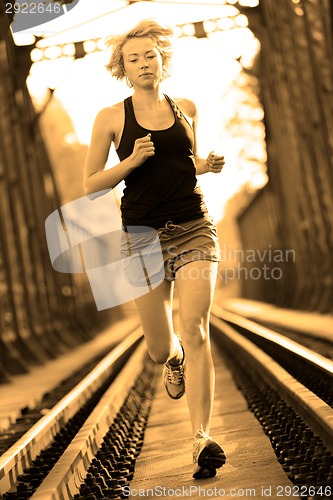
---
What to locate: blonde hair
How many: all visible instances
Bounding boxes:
[105,19,173,83]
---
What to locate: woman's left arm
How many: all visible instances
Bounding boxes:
[177,98,225,175]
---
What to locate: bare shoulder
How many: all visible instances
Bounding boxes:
[173,97,197,119]
[91,102,125,145]
[94,101,124,129]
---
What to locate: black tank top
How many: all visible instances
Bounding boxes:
[116,94,207,228]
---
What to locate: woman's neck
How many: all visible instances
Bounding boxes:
[132,87,165,110]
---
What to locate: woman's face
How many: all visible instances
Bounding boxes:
[122,37,163,88]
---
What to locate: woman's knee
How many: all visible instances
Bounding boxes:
[180,308,207,331]
[180,315,209,348]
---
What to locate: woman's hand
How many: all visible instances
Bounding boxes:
[206,151,225,173]
[130,133,155,167]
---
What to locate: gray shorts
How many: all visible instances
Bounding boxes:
[121,215,220,286]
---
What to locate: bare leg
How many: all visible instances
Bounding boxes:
[175,260,218,436]
[134,279,182,364]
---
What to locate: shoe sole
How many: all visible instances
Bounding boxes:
[193,440,226,479]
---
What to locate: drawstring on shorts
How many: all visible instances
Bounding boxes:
[159,221,186,235]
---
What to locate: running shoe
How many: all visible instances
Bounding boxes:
[192,427,226,479]
[163,342,185,400]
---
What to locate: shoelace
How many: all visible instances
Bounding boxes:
[194,425,211,442]
[193,426,211,462]
[165,363,184,385]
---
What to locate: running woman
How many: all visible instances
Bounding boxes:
[84,19,226,479]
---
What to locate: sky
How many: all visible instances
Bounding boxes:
[13,0,265,222]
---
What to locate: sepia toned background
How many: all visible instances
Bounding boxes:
[0,0,332,381]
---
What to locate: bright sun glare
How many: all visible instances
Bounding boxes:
[22,0,266,222]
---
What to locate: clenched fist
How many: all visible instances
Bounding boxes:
[206,151,225,173]
[130,133,155,167]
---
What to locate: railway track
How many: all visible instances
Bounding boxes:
[0,308,332,499]
[0,328,157,499]
[211,305,333,497]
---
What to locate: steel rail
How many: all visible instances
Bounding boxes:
[0,327,143,495]
[211,305,333,378]
[31,340,148,500]
[210,311,333,453]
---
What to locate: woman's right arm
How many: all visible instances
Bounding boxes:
[83,107,155,196]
